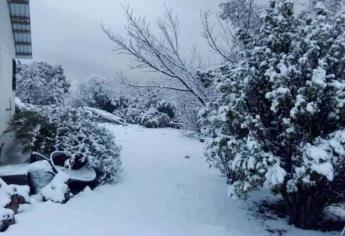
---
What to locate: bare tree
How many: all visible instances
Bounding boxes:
[102,5,208,106]
[202,0,261,63]
[202,11,240,63]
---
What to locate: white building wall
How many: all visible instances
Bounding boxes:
[0,0,16,135]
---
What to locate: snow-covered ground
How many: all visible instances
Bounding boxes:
[5,125,335,236]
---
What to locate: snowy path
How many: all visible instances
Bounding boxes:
[6,125,332,236]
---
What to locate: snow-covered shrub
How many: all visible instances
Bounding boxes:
[73,75,119,113]
[140,108,171,128]
[309,0,345,13]
[156,100,176,119]
[200,0,345,228]
[125,107,142,124]
[120,93,177,128]
[16,62,70,105]
[11,106,122,185]
[72,75,192,128]
[48,107,122,184]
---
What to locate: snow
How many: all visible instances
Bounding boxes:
[28,161,52,173]
[264,164,287,189]
[301,129,345,183]
[0,207,14,228]
[324,203,345,221]
[290,95,306,118]
[265,87,290,112]
[4,125,333,236]
[311,162,334,181]
[0,164,28,176]
[54,165,96,182]
[306,102,317,114]
[311,67,327,88]
[0,179,30,207]
[302,144,335,181]
[14,97,26,111]
[40,172,70,203]
[85,107,126,125]
[28,160,54,193]
[0,208,14,221]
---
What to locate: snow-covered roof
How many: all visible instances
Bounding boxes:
[8,0,32,59]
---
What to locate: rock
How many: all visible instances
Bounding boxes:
[28,160,55,194]
[0,208,15,232]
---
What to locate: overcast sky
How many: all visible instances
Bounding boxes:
[29,0,221,83]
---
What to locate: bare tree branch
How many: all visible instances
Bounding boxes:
[202,0,261,63]
[117,73,192,93]
[202,11,238,63]
[102,5,208,106]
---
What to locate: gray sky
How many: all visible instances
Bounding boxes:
[29,0,221,83]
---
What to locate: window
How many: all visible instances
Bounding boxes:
[12,59,16,91]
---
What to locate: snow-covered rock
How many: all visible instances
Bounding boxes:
[0,178,30,232]
[40,172,71,204]
[0,179,30,209]
[0,208,15,232]
[27,160,55,194]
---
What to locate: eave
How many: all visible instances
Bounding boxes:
[8,0,32,59]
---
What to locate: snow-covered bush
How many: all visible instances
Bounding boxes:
[200,0,345,228]
[73,75,119,113]
[309,0,345,13]
[72,74,196,129]
[49,106,122,184]
[140,108,171,128]
[16,62,70,106]
[119,92,177,128]
[156,100,176,119]
[125,107,142,124]
[11,106,122,185]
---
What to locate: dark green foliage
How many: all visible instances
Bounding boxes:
[93,92,118,113]
[9,111,56,155]
[156,101,176,119]
[140,108,171,128]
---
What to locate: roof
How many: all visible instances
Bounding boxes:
[8,0,32,59]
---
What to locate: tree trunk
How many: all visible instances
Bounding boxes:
[281,186,326,229]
